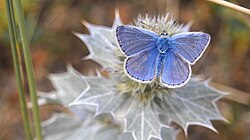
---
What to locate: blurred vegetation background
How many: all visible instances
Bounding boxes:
[0,0,249,140]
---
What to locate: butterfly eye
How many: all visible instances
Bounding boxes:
[161,31,168,36]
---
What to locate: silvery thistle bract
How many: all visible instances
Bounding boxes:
[40,10,227,140]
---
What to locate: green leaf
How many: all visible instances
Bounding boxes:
[74,10,122,69]
[152,80,227,134]
[42,113,122,140]
[70,70,225,140]
[48,65,88,106]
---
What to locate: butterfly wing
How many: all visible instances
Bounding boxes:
[170,32,210,64]
[160,51,191,88]
[116,25,158,56]
[125,48,158,82]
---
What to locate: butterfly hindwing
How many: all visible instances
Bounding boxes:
[125,48,158,82]
[160,51,191,88]
[170,32,210,64]
[116,25,158,56]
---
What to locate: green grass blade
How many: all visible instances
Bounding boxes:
[5,0,33,139]
[12,0,43,139]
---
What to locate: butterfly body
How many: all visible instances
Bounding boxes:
[155,52,165,78]
[116,25,210,88]
[156,36,172,54]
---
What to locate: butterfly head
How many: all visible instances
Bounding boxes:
[160,31,169,37]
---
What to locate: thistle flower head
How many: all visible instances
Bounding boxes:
[134,13,191,35]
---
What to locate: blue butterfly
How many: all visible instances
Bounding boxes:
[116,25,210,88]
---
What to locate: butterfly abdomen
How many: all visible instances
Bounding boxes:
[155,54,164,78]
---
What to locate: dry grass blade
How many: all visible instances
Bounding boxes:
[210,82,250,106]
[207,0,250,15]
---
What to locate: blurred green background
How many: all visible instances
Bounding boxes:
[0,0,249,140]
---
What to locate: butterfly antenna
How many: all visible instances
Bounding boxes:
[140,21,159,31]
[168,20,176,30]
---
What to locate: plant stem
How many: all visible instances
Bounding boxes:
[207,0,250,15]
[5,0,33,139]
[12,0,43,139]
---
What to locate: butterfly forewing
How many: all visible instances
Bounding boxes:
[171,32,210,64]
[125,48,158,82]
[116,25,158,56]
[160,52,191,88]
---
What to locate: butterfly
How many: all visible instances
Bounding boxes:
[116,25,210,88]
